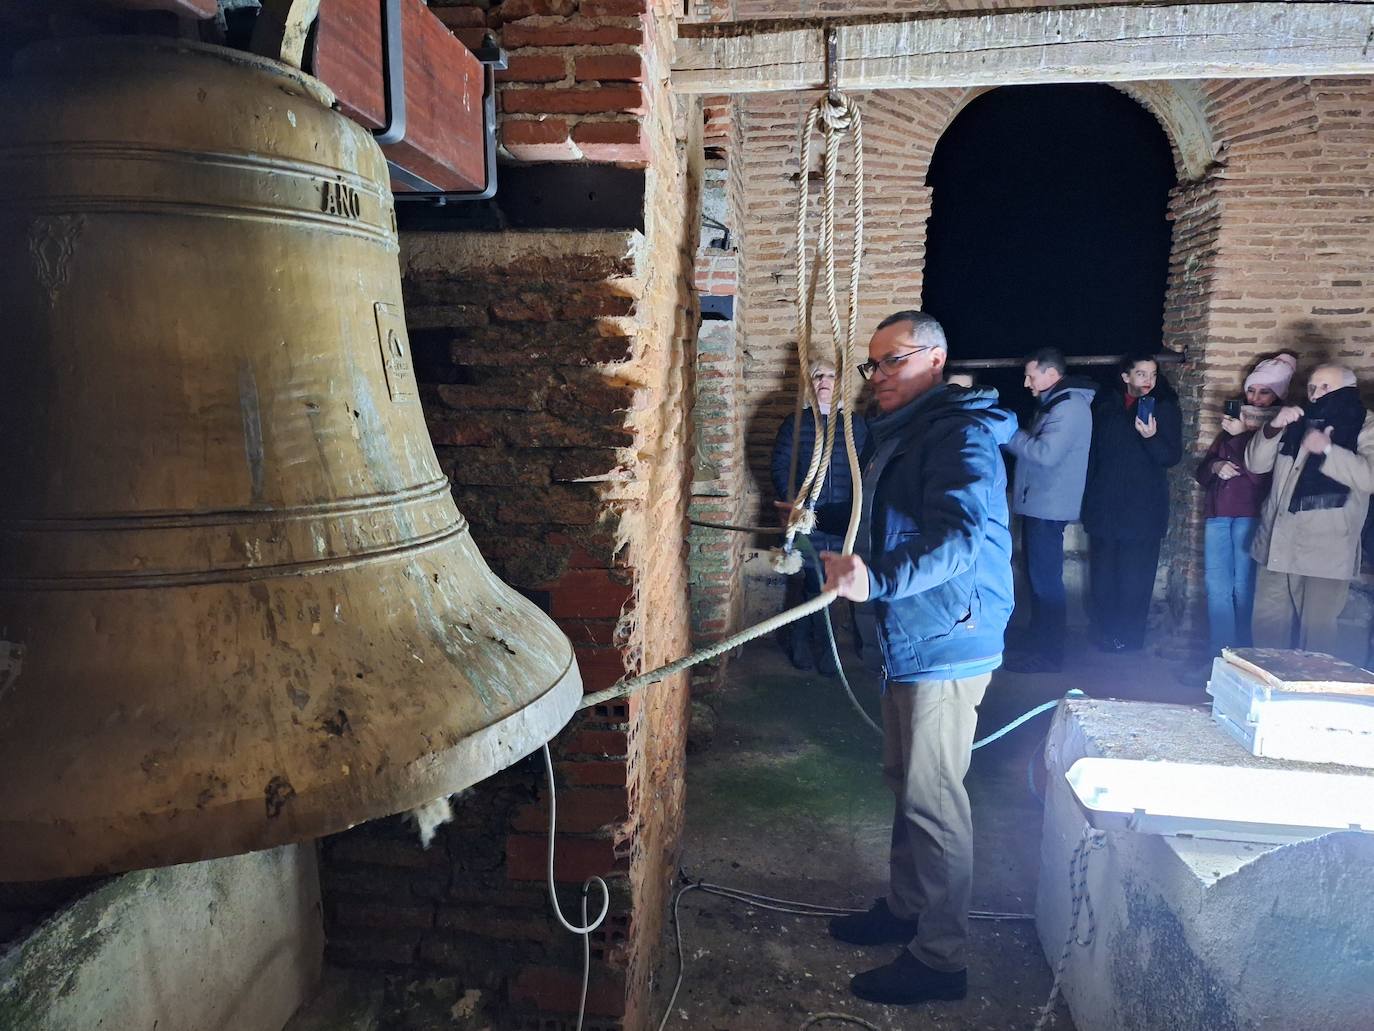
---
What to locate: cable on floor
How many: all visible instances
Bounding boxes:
[541,744,609,1031]
[654,872,1036,1031]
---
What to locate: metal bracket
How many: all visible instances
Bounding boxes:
[372,0,406,146]
[390,36,507,204]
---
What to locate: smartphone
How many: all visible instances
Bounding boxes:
[1224,398,1242,419]
[1136,395,1157,424]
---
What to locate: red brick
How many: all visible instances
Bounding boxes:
[562,729,630,756]
[559,759,629,787]
[582,0,648,12]
[574,54,646,83]
[499,0,577,17]
[332,901,435,931]
[501,23,642,47]
[559,619,620,648]
[450,27,488,50]
[547,569,634,618]
[501,119,579,161]
[497,54,568,84]
[513,786,629,833]
[510,965,627,1017]
[505,833,624,882]
[501,85,645,116]
[432,6,487,28]
[544,532,623,570]
[571,120,648,163]
[571,644,628,692]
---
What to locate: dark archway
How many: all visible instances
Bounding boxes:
[922,84,1176,413]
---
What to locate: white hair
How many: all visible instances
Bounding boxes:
[1314,363,1358,388]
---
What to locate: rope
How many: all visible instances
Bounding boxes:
[583,90,866,711]
[1033,824,1108,1031]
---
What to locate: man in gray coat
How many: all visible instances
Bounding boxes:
[1001,348,1096,673]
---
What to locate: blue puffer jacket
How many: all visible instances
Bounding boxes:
[771,408,870,540]
[858,385,1017,682]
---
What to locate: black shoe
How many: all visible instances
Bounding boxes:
[1002,651,1062,674]
[850,950,967,1005]
[829,899,918,946]
[789,638,815,671]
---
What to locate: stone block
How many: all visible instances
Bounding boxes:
[1038,699,1374,1031]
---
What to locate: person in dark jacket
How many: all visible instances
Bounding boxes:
[1194,353,1294,653]
[1001,347,1096,673]
[770,358,869,672]
[819,311,1016,1008]
[1081,353,1183,651]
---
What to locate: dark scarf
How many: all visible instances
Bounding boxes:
[1280,385,1366,513]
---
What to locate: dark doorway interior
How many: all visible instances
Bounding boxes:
[922,84,1176,418]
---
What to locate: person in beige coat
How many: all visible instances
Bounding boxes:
[1245,363,1374,658]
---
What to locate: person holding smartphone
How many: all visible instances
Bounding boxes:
[1194,353,1296,654]
[1244,362,1374,659]
[1080,352,1184,651]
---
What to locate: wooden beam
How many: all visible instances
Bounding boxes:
[672,3,1374,94]
[104,0,219,16]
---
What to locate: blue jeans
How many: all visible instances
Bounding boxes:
[1204,516,1258,654]
[1023,517,1069,661]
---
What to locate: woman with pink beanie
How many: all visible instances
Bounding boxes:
[1194,352,1297,653]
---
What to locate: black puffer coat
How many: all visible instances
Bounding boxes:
[1081,373,1183,540]
[770,408,870,538]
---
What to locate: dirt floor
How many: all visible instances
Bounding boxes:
[650,621,1209,1031]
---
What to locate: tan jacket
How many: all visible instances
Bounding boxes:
[1246,411,1374,580]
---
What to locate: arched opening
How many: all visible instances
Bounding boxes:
[922,84,1177,414]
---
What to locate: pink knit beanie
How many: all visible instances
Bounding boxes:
[1244,353,1297,399]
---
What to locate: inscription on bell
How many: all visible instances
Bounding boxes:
[321,179,362,219]
[374,302,415,402]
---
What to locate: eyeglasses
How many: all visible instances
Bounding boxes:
[857,347,932,381]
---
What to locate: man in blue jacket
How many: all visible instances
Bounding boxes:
[1002,347,1096,673]
[820,310,1016,1007]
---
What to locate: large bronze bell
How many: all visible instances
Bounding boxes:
[0,38,581,880]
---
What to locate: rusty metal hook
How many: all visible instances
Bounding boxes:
[825,25,839,102]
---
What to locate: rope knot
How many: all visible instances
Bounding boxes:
[789,507,817,535]
[769,547,804,576]
[819,95,855,133]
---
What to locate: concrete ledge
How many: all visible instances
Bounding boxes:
[1037,699,1374,1030]
[0,845,322,1031]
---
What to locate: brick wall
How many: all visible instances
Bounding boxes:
[687,146,745,689]
[431,0,656,164]
[736,88,959,528]
[731,78,1374,652]
[320,5,698,1028]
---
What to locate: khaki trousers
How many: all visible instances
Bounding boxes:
[880,674,990,973]
[1251,566,1351,658]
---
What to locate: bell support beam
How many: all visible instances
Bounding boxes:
[671,2,1374,94]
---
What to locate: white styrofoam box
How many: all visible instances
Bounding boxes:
[1207,657,1374,768]
[1065,756,1374,843]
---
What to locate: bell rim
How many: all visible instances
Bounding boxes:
[0,651,584,882]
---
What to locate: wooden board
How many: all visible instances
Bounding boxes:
[315,0,487,192]
[672,2,1374,94]
[1222,648,1374,697]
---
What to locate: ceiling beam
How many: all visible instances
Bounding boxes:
[672,2,1374,94]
